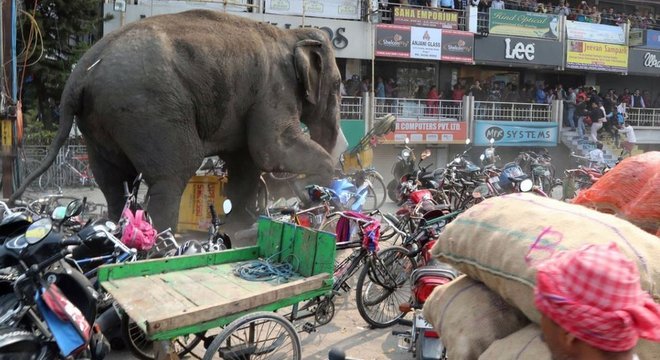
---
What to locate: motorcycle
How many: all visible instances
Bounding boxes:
[388,138,417,202]
[517,150,563,200]
[0,199,110,360]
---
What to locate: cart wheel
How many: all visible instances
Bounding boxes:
[314,298,335,326]
[356,246,416,329]
[202,312,301,360]
[121,312,203,360]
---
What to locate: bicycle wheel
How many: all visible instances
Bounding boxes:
[365,171,387,209]
[38,167,56,192]
[355,246,416,328]
[21,159,42,192]
[121,313,203,360]
[202,311,301,360]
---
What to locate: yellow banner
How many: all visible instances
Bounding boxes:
[566,40,628,72]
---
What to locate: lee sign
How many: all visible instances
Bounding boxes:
[474,35,563,67]
[504,38,535,61]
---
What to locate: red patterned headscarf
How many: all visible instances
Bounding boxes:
[534,243,660,352]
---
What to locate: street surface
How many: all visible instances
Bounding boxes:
[29,187,413,360]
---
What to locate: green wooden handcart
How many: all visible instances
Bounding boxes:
[98,217,337,360]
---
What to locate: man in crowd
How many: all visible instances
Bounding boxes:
[535,243,660,360]
[587,141,606,167]
[618,122,636,157]
[575,96,588,138]
[630,89,646,108]
[588,101,606,143]
[491,0,505,10]
[565,87,577,130]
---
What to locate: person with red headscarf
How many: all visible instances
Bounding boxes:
[534,243,660,359]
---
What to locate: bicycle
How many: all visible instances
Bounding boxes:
[38,147,96,190]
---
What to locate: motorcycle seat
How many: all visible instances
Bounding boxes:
[420,202,450,214]
[421,173,436,180]
[412,263,459,283]
[508,175,528,183]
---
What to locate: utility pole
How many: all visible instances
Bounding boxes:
[0,0,17,200]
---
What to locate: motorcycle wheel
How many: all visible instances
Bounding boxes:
[386,180,398,202]
[121,312,203,360]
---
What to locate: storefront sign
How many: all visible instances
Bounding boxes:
[629,29,645,47]
[393,6,459,29]
[474,121,558,147]
[264,0,360,20]
[646,30,660,49]
[566,40,628,73]
[441,30,474,63]
[382,120,468,144]
[488,9,559,40]
[376,25,474,63]
[240,13,372,59]
[565,21,625,45]
[474,35,563,67]
[628,48,660,76]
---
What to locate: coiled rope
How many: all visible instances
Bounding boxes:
[233,252,300,283]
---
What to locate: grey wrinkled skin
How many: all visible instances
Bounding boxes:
[12,10,342,232]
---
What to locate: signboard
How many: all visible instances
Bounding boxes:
[628,48,660,76]
[566,21,626,45]
[488,9,559,40]
[264,0,360,20]
[646,30,660,49]
[375,25,474,63]
[474,35,563,67]
[629,29,645,47]
[566,40,628,73]
[382,120,467,144]
[393,6,458,29]
[474,121,558,147]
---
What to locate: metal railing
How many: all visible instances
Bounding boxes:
[474,101,551,122]
[21,145,92,189]
[340,96,363,120]
[374,98,463,121]
[626,107,660,128]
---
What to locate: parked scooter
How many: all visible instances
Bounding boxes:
[0,199,110,359]
[388,138,417,202]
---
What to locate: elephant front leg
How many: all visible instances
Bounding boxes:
[222,150,262,231]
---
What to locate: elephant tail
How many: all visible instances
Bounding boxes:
[9,80,81,203]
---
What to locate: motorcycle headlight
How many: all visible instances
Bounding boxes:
[484,148,494,159]
[401,149,411,159]
[520,179,534,192]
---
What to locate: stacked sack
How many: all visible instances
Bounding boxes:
[572,151,660,235]
[423,193,660,359]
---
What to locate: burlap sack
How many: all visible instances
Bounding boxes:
[478,325,660,360]
[431,193,660,323]
[422,275,529,360]
[478,324,551,360]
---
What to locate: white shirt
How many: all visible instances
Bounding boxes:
[617,103,627,114]
[491,0,505,9]
[588,149,605,164]
[619,126,636,143]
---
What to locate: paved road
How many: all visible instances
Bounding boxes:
[24,187,413,360]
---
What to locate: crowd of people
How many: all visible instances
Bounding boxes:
[380,0,659,30]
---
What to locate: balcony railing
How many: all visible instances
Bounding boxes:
[340,96,363,120]
[626,107,660,128]
[374,98,463,121]
[474,101,552,122]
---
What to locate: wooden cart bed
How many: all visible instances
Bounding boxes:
[97,218,336,340]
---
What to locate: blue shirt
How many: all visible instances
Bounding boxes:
[376,82,385,98]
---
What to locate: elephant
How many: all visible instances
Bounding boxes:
[12,9,348,232]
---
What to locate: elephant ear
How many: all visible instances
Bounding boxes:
[294,40,324,105]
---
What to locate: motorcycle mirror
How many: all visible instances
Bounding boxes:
[404,137,410,145]
[420,149,431,160]
[465,138,471,145]
[479,154,485,162]
[489,138,495,145]
[65,199,84,219]
[51,206,66,221]
[25,218,53,245]
[222,199,233,215]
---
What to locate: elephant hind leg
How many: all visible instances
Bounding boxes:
[86,146,138,222]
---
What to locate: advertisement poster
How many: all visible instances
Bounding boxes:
[381,120,467,144]
[647,30,660,49]
[566,21,625,45]
[393,6,458,29]
[264,0,360,20]
[375,24,411,58]
[566,40,628,72]
[441,30,474,63]
[410,27,442,60]
[488,9,559,39]
[474,121,558,147]
[376,25,474,62]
